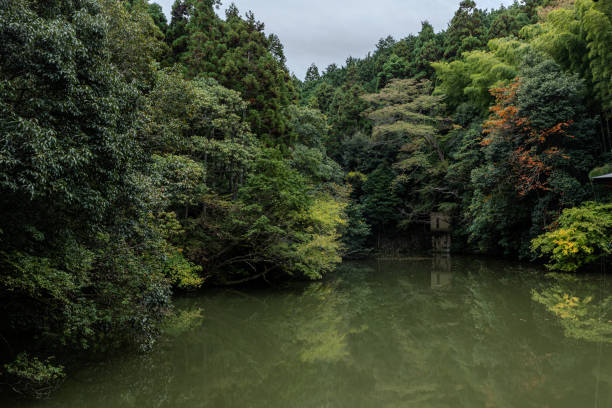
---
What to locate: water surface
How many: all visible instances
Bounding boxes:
[7,257,612,407]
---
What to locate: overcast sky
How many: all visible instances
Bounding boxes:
[156,0,513,79]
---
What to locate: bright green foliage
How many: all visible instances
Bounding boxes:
[293,192,348,279]
[533,273,612,343]
[531,202,612,272]
[525,0,612,113]
[433,39,524,112]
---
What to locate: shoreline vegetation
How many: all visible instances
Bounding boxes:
[0,0,610,399]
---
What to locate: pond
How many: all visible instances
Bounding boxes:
[6,257,612,407]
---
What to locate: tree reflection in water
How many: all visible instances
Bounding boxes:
[6,257,612,408]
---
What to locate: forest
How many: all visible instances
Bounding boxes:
[0,0,610,398]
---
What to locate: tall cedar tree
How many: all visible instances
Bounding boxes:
[443,0,486,60]
[183,1,296,146]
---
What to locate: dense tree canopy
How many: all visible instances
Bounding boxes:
[296,0,610,259]
[181,1,296,145]
[0,0,200,396]
[0,0,341,397]
[0,0,610,399]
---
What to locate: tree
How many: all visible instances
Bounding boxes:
[524,0,612,150]
[486,5,528,40]
[140,68,258,268]
[433,39,522,112]
[164,0,195,65]
[0,0,199,395]
[305,63,321,82]
[147,2,168,34]
[362,165,401,247]
[102,0,168,88]
[140,69,346,284]
[184,3,296,146]
[532,202,612,272]
[362,79,452,225]
[287,105,342,184]
[467,53,598,257]
[326,84,372,160]
[443,0,486,60]
[226,149,346,282]
[407,21,444,80]
[377,54,409,89]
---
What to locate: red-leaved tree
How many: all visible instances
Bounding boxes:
[482,79,572,197]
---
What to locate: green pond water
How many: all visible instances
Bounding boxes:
[5,257,612,407]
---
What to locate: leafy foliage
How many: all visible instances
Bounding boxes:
[532,202,612,272]
[182,2,296,145]
[533,273,612,343]
[466,54,599,256]
[3,353,65,399]
[0,0,346,397]
[0,0,206,395]
[1,0,611,399]
[362,79,452,224]
[298,0,608,259]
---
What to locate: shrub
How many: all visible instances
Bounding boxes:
[3,353,65,399]
[531,202,612,272]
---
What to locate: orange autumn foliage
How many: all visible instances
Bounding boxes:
[482,79,574,197]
